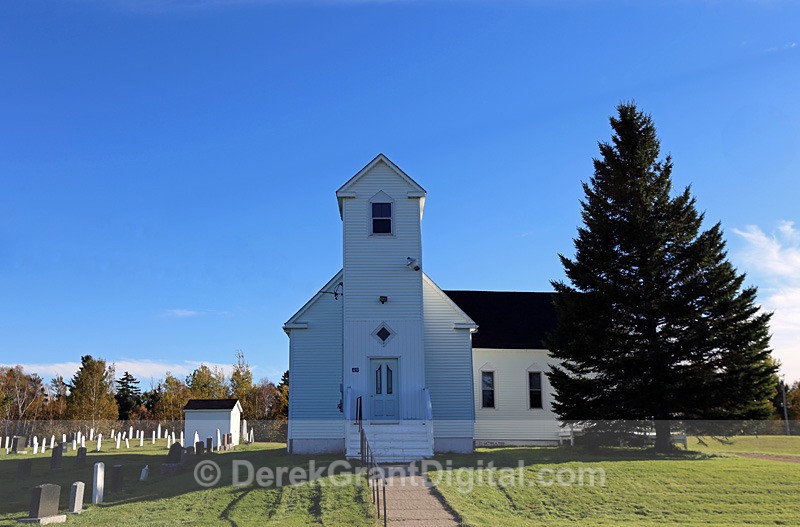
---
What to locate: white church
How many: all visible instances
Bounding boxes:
[284,154,563,461]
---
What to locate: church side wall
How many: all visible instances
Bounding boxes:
[287,288,345,453]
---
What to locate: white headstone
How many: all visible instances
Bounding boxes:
[151,431,156,445]
[193,431,199,446]
[157,424,161,439]
[111,429,115,439]
[249,429,254,443]
[41,440,46,453]
[171,432,175,445]
[50,435,55,448]
[139,465,149,481]
[62,434,67,444]
[92,462,105,504]
[96,434,102,452]
[69,481,85,514]
[115,435,121,450]
[33,443,39,455]
[216,429,221,451]
[139,434,143,447]
[3,436,8,449]
[166,435,172,449]
[180,431,185,447]
[241,419,248,441]
[125,438,130,449]
[81,437,86,449]
[72,439,77,451]
[90,428,95,441]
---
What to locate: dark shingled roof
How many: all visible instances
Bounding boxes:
[184,399,240,411]
[443,291,558,350]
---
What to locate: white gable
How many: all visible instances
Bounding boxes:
[335,154,426,219]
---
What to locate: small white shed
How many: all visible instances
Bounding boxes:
[183,399,243,447]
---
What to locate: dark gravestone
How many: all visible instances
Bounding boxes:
[206,437,213,453]
[110,465,123,493]
[76,447,87,467]
[27,484,61,521]
[58,442,68,453]
[12,436,26,453]
[50,445,63,470]
[180,447,194,465]
[16,459,32,478]
[166,443,183,463]
[195,441,204,456]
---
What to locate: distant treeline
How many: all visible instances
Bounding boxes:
[1,351,289,438]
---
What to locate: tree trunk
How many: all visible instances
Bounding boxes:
[654,418,672,452]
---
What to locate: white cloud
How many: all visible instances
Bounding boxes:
[733,221,800,382]
[160,309,230,318]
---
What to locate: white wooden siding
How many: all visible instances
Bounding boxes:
[288,282,345,441]
[422,276,475,438]
[473,348,561,442]
[343,319,426,420]
[342,161,424,320]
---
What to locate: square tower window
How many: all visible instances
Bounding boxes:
[371,203,392,235]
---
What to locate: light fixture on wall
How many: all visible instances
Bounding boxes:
[406,257,420,271]
[379,296,388,304]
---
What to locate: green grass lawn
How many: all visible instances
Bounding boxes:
[0,441,377,527]
[427,441,800,527]
[687,435,800,457]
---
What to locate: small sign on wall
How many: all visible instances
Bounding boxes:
[351,367,360,373]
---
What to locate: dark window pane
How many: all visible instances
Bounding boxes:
[376,327,391,342]
[375,365,382,394]
[481,371,494,390]
[373,218,392,234]
[529,372,541,390]
[387,366,393,395]
[530,391,542,409]
[482,389,495,408]
[372,203,391,218]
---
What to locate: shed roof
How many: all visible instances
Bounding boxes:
[183,399,241,411]
[443,291,558,350]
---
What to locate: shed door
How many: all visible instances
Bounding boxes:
[370,358,398,420]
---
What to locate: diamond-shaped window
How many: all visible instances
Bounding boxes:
[372,323,395,345]
[376,327,392,342]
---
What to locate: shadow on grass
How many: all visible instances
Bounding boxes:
[0,442,353,522]
[431,445,716,469]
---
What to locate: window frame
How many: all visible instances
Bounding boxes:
[480,369,496,409]
[370,201,393,236]
[527,370,544,410]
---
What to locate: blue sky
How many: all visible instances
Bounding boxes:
[1,0,799,386]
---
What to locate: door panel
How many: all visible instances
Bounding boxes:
[370,358,398,420]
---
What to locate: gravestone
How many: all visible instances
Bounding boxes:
[180,447,195,465]
[50,436,55,449]
[16,459,32,478]
[115,435,121,450]
[139,435,143,447]
[216,429,221,451]
[12,436,26,453]
[76,447,87,467]
[89,428,94,441]
[125,438,130,449]
[59,442,67,453]
[157,424,161,439]
[22,484,65,524]
[68,482,84,514]
[206,437,213,453]
[139,465,149,481]
[195,441,204,456]
[249,429,254,443]
[166,443,183,464]
[92,463,104,504]
[110,465,123,493]
[96,434,102,452]
[241,419,248,442]
[152,431,156,445]
[50,445,63,470]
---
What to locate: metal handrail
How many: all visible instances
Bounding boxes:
[355,396,363,431]
[360,427,387,527]
[423,387,433,421]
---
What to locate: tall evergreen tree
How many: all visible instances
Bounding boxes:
[115,371,143,421]
[548,103,777,451]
